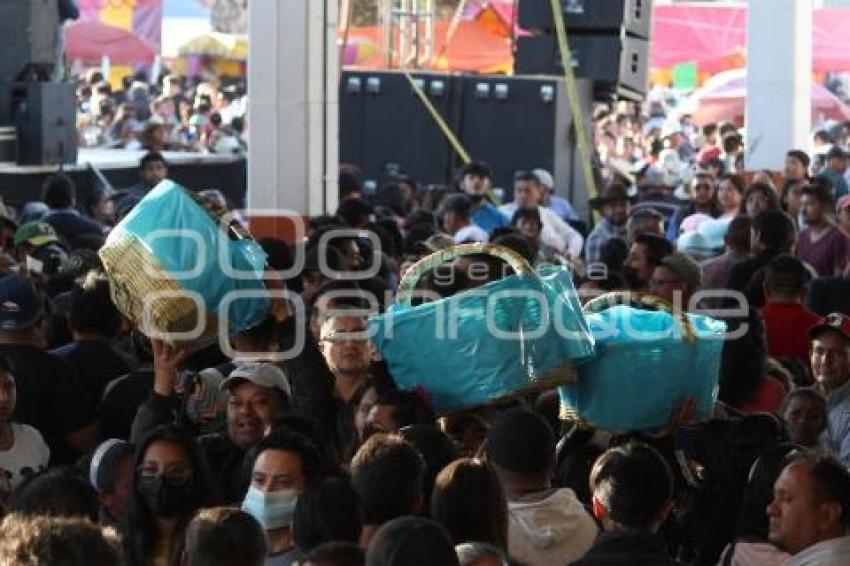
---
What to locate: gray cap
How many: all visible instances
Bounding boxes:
[660,252,703,289]
[221,362,292,402]
[89,439,134,492]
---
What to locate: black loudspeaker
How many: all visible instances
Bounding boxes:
[338,70,595,210]
[456,74,591,200]
[339,70,455,189]
[0,0,59,83]
[514,34,648,101]
[518,0,652,39]
[13,82,78,165]
[0,127,16,163]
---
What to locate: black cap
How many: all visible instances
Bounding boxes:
[0,275,43,331]
[461,161,492,179]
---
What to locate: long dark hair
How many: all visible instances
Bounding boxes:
[124,425,220,566]
[430,458,508,550]
[719,309,767,408]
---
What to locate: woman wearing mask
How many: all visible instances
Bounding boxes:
[242,430,325,565]
[124,424,219,566]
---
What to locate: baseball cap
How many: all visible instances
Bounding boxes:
[13,221,59,248]
[221,362,292,401]
[659,252,703,289]
[0,274,44,331]
[837,194,850,214]
[89,439,134,492]
[532,168,554,191]
[808,313,850,343]
[460,161,491,179]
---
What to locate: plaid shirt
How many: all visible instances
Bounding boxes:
[585,217,627,265]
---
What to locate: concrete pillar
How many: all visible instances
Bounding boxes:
[248,0,339,222]
[746,0,812,169]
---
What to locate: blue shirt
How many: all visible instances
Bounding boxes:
[818,169,849,199]
[471,202,509,232]
[547,195,579,222]
[825,380,850,465]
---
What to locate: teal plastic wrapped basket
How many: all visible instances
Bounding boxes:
[369,243,595,413]
[559,293,727,431]
[99,180,269,349]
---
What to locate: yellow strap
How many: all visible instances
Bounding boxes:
[400,66,472,165]
[548,0,598,201]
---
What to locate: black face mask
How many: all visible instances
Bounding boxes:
[467,193,485,205]
[137,475,194,517]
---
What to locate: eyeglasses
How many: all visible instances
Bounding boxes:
[137,464,193,486]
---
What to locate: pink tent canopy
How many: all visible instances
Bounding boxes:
[652,4,850,73]
[681,69,850,126]
[64,20,157,65]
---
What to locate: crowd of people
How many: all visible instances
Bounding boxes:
[0,96,850,566]
[75,70,247,156]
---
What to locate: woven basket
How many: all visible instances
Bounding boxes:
[559,292,725,431]
[99,231,221,348]
[99,180,269,350]
[371,243,592,414]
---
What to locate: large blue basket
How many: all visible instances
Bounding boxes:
[99,180,269,349]
[369,244,595,413]
[559,296,726,431]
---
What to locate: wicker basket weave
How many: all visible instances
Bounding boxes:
[99,231,221,348]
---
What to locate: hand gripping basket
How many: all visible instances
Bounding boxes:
[99,180,270,350]
[559,292,727,431]
[369,243,595,413]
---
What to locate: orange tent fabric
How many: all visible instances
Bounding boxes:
[345,19,513,74]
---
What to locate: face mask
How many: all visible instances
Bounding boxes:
[242,486,298,530]
[137,475,194,517]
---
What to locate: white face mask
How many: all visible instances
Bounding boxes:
[241,486,298,530]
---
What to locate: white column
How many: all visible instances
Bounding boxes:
[248,0,339,216]
[746,0,812,169]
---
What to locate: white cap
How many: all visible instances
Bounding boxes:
[221,362,292,402]
[532,168,554,191]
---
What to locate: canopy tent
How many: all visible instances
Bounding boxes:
[172,32,248,78]
[177,32,248,60]
[652,4,850,81]
[345,18,512,74]
[461,0,515,28]
[64,20,157,65]
[679,68,850,126]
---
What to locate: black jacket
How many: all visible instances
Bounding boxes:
[130,391,248,503]
[570,531,675,566]
[129,317,339,501]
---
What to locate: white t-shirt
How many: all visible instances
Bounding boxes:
[0,423,50,498]
[454,224,489,243]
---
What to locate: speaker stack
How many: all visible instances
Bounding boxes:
[0,0,77,165]
[339,70,594,210]
[514,0,652,102]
